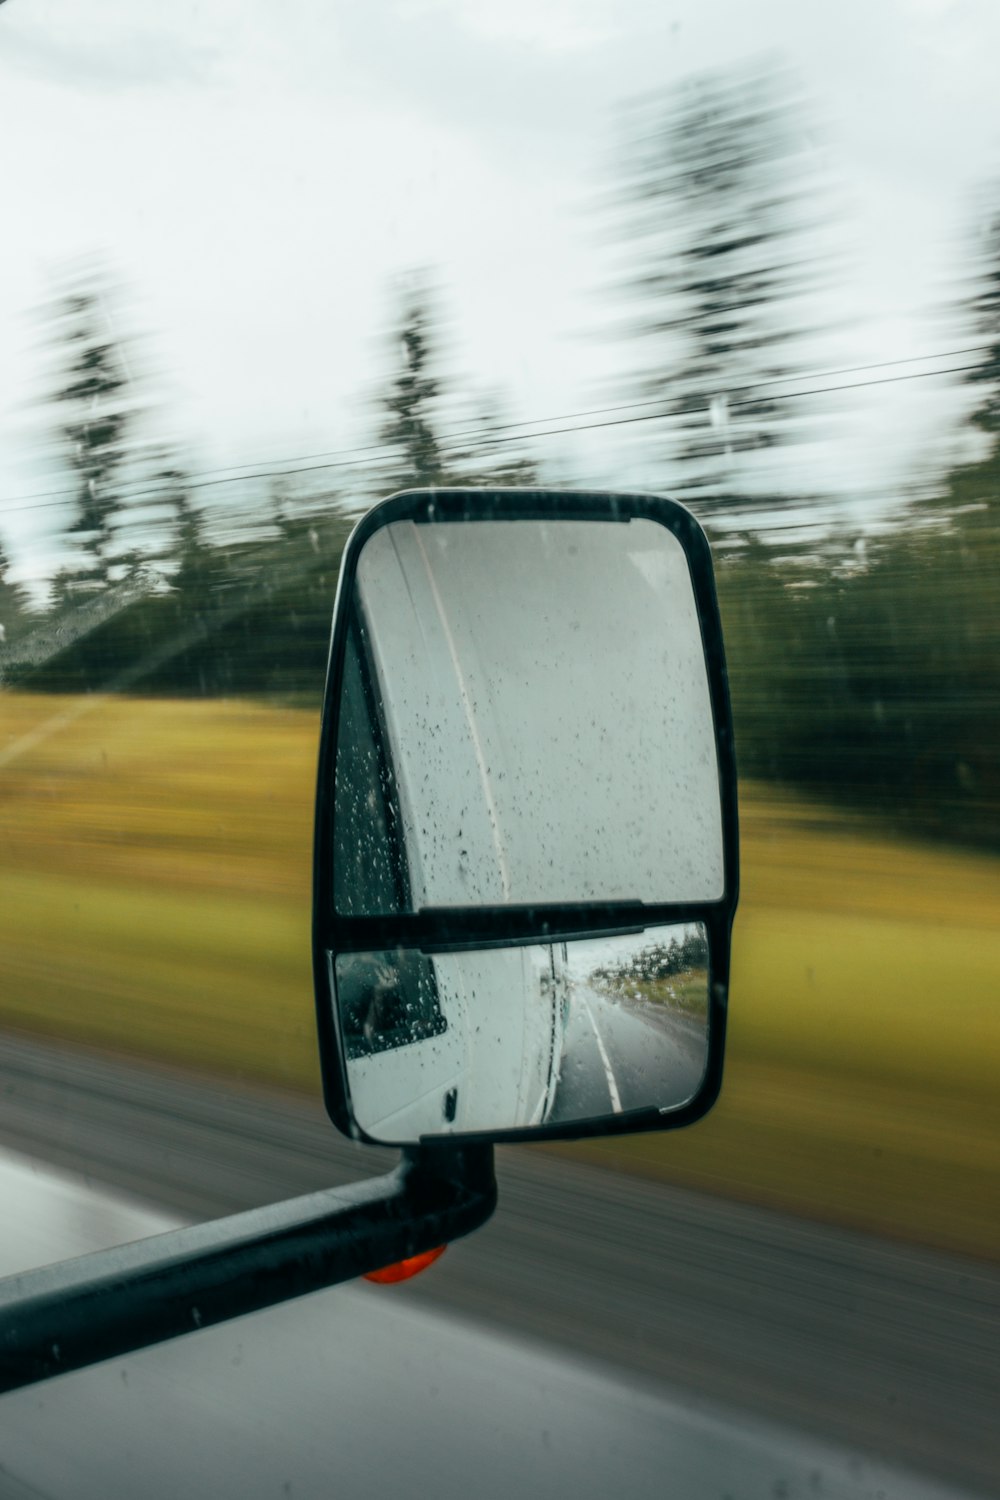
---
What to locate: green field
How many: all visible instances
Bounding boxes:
[1,692,998,1260]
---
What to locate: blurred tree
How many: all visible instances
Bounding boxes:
[165,468,213,594]
[269,475,295,541]
[610,60,828,522]
[0,539,29,648]
[718,447,1000,854]
[46,271,137,595]
[964,203,1000,438]
[374,276,541,493]
[378,278,451,490]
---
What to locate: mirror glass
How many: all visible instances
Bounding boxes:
[333,517,724,914]
[334,923,709,1142]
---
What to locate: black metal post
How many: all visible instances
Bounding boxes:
[0,1142,495,1394]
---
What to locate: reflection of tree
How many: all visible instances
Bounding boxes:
[590,932,708,1007]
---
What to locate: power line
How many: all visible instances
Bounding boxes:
[435,343,995,444]
[2,350,991,518]
[139,341,1000,480]
[437,361,987,452]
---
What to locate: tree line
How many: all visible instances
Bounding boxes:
[2,60,999,851]
[0,272,538,702]
[591,931,710,995]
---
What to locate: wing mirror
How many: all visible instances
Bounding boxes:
[313,489,739,1147]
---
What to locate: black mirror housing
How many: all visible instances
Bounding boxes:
[312,489,739,1149]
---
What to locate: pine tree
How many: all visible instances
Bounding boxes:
[0,539,28,649]
[378,278,451,491]
[610,60,828,519]
[162,466,212,594]
[964,204,1000,438]
[374,277,542,494]
[49,274,135,592]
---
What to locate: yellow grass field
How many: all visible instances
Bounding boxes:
[1,692,998,1259]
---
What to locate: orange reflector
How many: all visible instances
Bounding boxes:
[363,1245,446,1284]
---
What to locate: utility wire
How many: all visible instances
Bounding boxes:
[436,360,987,452]
[430,343,995,445]
[132,341,1000,481]
[3,349,992,517]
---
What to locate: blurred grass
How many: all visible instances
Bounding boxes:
[1,693,998,1260]
[0,693,322,1092]
[571,790,1000,1260]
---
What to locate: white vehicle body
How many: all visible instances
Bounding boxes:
[340,522,577,1140]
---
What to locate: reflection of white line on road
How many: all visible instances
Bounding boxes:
[579,996,622,1114]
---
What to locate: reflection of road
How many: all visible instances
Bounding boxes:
[548,984,706,1125]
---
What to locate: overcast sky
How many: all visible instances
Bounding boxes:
[2,0,999,580]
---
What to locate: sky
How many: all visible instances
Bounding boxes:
[2,0,999,583]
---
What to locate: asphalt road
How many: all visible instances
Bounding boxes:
[1,1033,997,1497]
[549,984,705,1121]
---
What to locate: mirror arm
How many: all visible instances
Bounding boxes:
[0,1142,496,1394]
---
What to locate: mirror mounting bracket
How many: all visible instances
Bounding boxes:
[0,1141,496,1394]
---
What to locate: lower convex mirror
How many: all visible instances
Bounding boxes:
[336,925,709,1142]
[313,489,739,1147]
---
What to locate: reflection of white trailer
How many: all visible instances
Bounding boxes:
[346,941,565,1141]
[340,525,569,1142]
